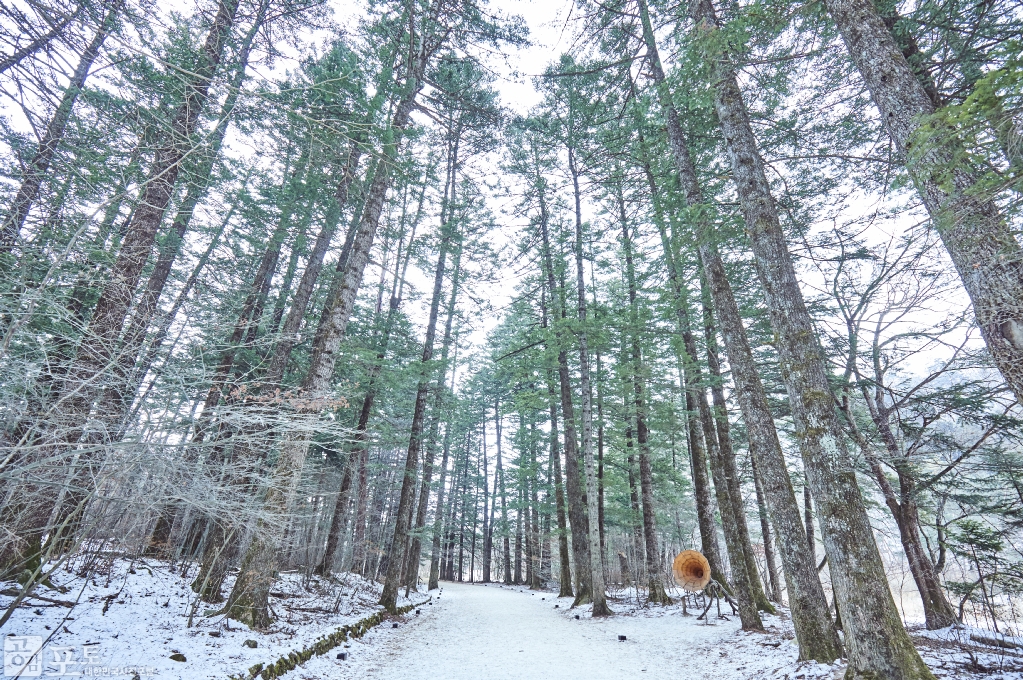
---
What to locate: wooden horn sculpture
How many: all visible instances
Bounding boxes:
[672,550,712,592]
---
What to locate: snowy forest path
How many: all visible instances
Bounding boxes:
[320,581,810,680]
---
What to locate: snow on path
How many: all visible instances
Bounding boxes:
[298,581,843,680]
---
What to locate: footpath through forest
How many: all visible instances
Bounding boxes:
[313,582,838,680]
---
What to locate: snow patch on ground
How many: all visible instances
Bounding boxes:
[5,565,1021,680]
[309,581,1023,680]
[2,558,420,679]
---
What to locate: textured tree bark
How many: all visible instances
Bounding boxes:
[683,0,933,674]
[635,0,841,662]
[4,0,242,571]
[379,196,454,612]
[618,191,670,604]
[265,140,364,386]
[750,455,783,603]
[0,0,122,254]
[538,194,592,605]
[102,8,266,436]
[694,341,763,631]
[824,0,1023,405]
[700,283,773,614]
[63,0,241,420]
[804,482,816,567]
[225,73,425,627]
[569,144,611,617]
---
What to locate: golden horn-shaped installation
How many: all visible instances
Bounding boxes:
[672,550,711,592]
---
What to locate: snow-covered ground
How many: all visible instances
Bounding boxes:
[300,582,1023,680]
[1,558,421,679]
[5,564,1022,680]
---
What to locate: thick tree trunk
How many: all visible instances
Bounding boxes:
[538,191,592,606]
[569,144,611,617]
[681,0,933,675]
[617,192,669,605]
[824,0,1023,405]
[225,72,425,628]
[4,0,242,572]
[265,140,364,386]
[103,10,266,436]
[635,0,842,662]
[804,482,816,567]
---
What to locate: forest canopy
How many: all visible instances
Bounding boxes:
[1,0,1021,677]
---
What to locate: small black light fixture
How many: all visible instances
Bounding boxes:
[574,615,580,620]
[618,635,627,642]
[336,652,348,661]
[554,605,559,608]
[416,610,421,615]
[392,623,399,629]
[541,597,545,600]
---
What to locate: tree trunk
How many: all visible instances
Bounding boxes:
[103,9,266,436]
[405,235,462,590]
[568,141,611,617]
[225,66,426,628]
[0,0,122,254]
[538,185,592,606]
[681,0,933,674]
[635,0,843,661]
[546,375,574,597]
[6,0,242,571]
[617,189,669,605]
[379,185,454,611]
[824,0,1023,406]
[750,455,783,603]
[700,281,774,614]
[496,406,513,585]
[265,140,364,386]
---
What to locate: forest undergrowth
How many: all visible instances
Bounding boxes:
[2,0,1023,677]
